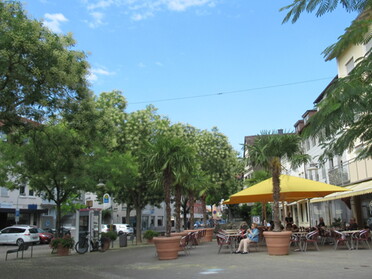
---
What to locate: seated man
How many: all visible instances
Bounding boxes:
[347,218,358,230]
[234,223,259,254]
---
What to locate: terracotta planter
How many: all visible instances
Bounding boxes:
[153,236,181,260]
[263,231,292,256]
[203,228,214,242]
[56,245,70,256]
[146,238,155,244]
[102,239,110,251]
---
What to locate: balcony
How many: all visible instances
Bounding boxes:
[328,165,350,186]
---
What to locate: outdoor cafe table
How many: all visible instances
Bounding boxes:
[291,231,308,251]
[221,230,241,252]
[339,230,360,249]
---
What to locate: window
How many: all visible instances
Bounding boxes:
[157,216,163,226]
[322,166,327,181]
[19,186,25,196]
[315,170,319,181]
[29,189,34,196]
[329,158,334,169]
[345,57,354,74]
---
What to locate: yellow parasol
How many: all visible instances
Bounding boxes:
[226,175,348,204]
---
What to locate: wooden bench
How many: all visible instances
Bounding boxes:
[5,242,34,261]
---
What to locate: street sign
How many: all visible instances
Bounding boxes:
[15,209,20,224]
[103,193,110,204]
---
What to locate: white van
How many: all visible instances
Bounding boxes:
[113,224,134,235]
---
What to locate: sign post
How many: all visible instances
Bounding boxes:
[15,208,20,224]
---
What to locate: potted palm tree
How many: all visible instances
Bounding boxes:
[246,131,310,255]
[146,133,196,260]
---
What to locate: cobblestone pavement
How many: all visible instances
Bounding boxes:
[1,239,371,279]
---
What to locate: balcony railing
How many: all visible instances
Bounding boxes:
[328,165,350,186]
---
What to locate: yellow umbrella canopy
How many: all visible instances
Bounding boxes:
[227,175,348,204]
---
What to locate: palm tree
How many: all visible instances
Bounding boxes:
[146,133,196,236]
[246,131,310,232]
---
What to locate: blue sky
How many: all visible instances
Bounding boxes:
[23,0,357,154]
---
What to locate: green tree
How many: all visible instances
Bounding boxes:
[281,0,372,159]
[119,106,169,241]
[244,170,271,222]
[145,133,196,237]
[0,1,90,132]
[0,122,94,236]
[246,131,310,231]
[194,128,243,225]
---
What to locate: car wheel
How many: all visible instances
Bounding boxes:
[16,238,24,246]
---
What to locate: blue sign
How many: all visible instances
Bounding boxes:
[15,209,20,217]
[103,194,110,204]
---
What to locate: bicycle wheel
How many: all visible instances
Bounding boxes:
[75,240,89,254]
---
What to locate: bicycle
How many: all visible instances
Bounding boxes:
[75,232,107,254]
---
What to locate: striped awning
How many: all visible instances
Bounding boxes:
[310,180,372,203]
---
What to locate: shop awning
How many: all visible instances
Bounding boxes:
[310,179,372,203]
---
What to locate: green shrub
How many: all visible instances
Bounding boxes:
[101,231,117,241]
[143,230,159,240]
[50,235,75,249]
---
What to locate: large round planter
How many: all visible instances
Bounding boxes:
[153,236,182,260]
[263,231,292,256]
[146,238,155,244]
[203,228,214,242]
[102,238,110,251]
[56,245,70,256]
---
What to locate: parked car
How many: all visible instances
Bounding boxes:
[101,224,116,233]
[42,227,71,236]
[0,225,39,246]
[113,224,134,235]
[35,228,54,244]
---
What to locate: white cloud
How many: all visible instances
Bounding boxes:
[155,61,163,67]
[166,0,214,11]
[87,0,114,10]
[87,67,115,82]
[88,11,105,28]
[43,13,68,33]
[82,0,217,21]
[138,62,146,68]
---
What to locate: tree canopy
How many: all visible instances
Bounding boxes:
[281,0,372,159]
[0,1,90,132]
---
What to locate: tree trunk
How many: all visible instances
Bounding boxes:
[175,184,181,232]
[271,157,281,232]
[164,168,172,237]
[135,206,142,244]
[262,203,267,225]
[181,197,189,229]
[189,192,195,229]
[56,202,62,237]
[201,194,207,226]
[126,205,132,225]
